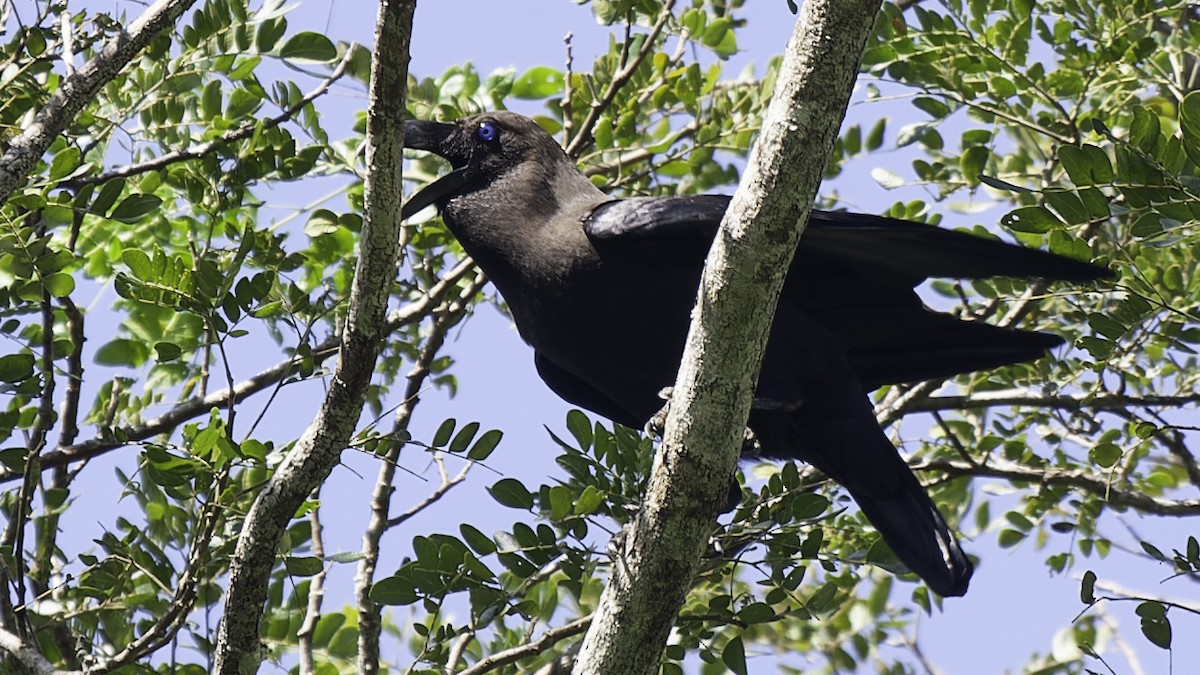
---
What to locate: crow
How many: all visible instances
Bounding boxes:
[401,111,1110,597]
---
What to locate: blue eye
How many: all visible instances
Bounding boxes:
[476,121,497,142]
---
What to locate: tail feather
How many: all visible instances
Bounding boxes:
[841,450,974,597]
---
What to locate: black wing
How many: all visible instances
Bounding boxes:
[584,196,1108,388]
[585,195,1111,283]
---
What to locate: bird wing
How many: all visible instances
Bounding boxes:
[584,196,1104,388]
[585,196,1110,283]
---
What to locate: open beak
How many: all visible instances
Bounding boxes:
[402,120,480,219]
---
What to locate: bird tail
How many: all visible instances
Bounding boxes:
[751,407,974,597]
[836,444,974,597]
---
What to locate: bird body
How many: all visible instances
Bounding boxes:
[403,111,1111,597]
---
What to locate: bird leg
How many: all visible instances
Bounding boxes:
[645,386,768,459]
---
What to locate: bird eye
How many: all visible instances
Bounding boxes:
[476,121,498,142]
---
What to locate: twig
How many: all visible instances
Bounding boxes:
[297,489,327,675]
[926,459,1200,515]
[564,1,678,158]
[900,390,1200,414]
[72,45,357,187]
[456,616,592,675]
[356,271,485,673]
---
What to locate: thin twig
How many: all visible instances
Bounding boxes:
[926,459,1200,515]
[72,45,357,187]
[297,489,327,675]
[0,258,479,485]
[564,1,678,158]
[456,616,592,675]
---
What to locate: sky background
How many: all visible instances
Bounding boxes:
[48,1,1199,672]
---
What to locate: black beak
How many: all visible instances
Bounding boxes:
[403,119,457,156]
[402,120,481,220]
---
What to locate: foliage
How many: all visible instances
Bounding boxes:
[1,0,1198,673]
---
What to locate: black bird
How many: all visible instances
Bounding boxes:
[402,111,1110,597]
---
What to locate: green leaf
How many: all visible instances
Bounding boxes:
[304,209,341,237]
[94,338,151,367]
[549,486,572,521]
[1089,443,1121,468]
[0,353,35,382]
[370,576,419,605]
[511,66,563,99]
[110,194,163,224]
[488,478,534,510]
[575,485,604,516]
[913,96,951,119]
[1059,144,1113,186]
[226,87,262,118]
[200,79,223,120]
[792,493,830,520]
[460,524,497,555]
[566,410,593,450]
[1178,91,1200,166]
[1002,206,1062,234]
[1136,601,1172,649]
[721,636,747,675]
[284,556,324,576]
[1088,313,1126,341]
[279,31,337,62]
[1044,190,1089,225]
[998,528,1026,548]
[960,146,988,186]
[431,418,456,448]
[122,248,154,280]
[89,178,126,216]
[467,429,502,460]
[42,272,74,298]
[736,602,775,624]
[1080,570,1096,604]
[49,147,82,181]
[153,342,182,362]
[448,421,480,453]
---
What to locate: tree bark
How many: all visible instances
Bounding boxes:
[572,1,884,673]
[210,2,417,672]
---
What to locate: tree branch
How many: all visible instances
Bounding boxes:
[0,258,478,486]
[458,616,592,675]
[72,45,357,188]
[211,3,416,672]
[926,459,1200,515]
[0,626,80,675]
[0,0,200,203]
[356,271,485,674]
[573,2,884,673]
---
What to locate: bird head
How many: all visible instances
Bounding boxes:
[402,112,574,219]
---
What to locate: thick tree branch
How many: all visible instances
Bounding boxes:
[0,0,199,203]
[0,626,79,675]
[210,3,416,672]
[573,1,884,673]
